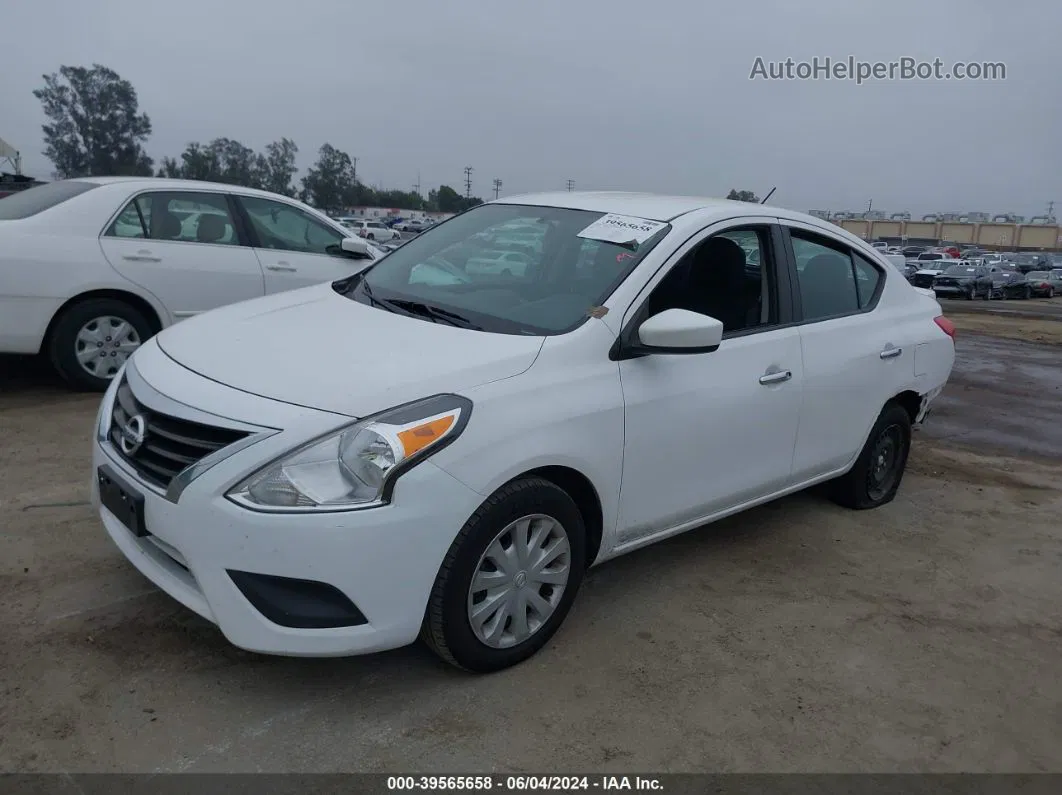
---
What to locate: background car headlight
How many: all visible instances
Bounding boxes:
[226,394,472,512]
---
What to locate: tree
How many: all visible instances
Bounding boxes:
[726,189,760,203]
[434,184,465,213]
[34,64,153,178]
[258,138,298,196]
[300,143,356,212]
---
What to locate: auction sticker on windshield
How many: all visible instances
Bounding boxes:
[577,213,666,246]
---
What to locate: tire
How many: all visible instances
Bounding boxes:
[48,298,154,391]
[828,402,912,511]
[1050,288,1055,298]
[1023,286,1032,300]
[967,287,976,300]
[366,233,375,241]
[421,477,587,673]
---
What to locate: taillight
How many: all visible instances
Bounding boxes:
[934,316,956,339]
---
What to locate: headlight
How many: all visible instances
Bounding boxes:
[226,394,471,512]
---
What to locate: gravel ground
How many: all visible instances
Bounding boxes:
[1,311,1060,773]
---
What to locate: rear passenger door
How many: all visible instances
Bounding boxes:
[781,223,903,481]
[99,190,265,320]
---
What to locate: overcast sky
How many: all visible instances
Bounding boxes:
[1,0,1058,217]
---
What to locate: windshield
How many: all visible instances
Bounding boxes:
[337,203,669,335]
[918,253,942,260]
[942,265,976,276]
[1027,271,1049,279]
[0,180,99,219]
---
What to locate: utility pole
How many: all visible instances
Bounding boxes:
[351,157,358,185]
[413,171,421,197]
[464,166,474,198]
[566,179,575,192]
[492,178,502,199]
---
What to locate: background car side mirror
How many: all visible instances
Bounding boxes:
[341,237,371,258]
[633,308,724,354]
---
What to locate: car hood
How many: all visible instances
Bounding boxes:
[154,283,545,417]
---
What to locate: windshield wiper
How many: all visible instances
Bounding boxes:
[385,299,482,329]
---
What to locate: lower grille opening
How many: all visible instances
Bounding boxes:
[227,571,368,629]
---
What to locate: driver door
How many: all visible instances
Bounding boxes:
[234,194,367,292]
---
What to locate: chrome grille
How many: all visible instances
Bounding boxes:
[108,377,250,490]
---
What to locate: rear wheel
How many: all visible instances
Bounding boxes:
[48,298,153,391]
[421,477,586,673]
[1023,286,1032,300]
[829,403,912,510]
[1050,287,1056,298]
[366,233,375,241]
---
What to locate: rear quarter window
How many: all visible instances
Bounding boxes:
[0,180,100,219]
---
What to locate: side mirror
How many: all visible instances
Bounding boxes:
[341,237,370,258]
[631,309,724,354]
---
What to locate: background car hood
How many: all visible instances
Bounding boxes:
[154,284,545,417]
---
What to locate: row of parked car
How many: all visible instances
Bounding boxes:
[875,245,1062,301]
[331,215,436,242]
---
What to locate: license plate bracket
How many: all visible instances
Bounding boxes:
[97,464,148,537]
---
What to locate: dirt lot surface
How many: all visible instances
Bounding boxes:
[2,311,1061,773]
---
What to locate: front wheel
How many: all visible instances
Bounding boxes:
[421,477,587,673]
[828,402,912,510]
[48,298,154,391]
[366,233,375,241]
[1023,286,1032,300]
[1050,287,1056,298]
[967,287,976,300]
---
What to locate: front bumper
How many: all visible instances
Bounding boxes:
[90,368,485,658]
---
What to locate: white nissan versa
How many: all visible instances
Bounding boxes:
[91,192,956,672]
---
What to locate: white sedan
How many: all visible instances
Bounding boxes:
[0,178,382,390]
[90,192,955,672]
[340,218,401,241]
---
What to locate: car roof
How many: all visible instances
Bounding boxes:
[72,175,296,201]
[492,191,793,223]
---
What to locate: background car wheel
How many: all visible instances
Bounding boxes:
[967,287,976,300]
[421,476,587,673]
[366,233,375,240]
[48,298,154,391]
[828,402,912,511]
[1050,288,1056,298]
[1023,286,1032,300]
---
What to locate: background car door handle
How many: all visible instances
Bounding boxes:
[759,370,792,385]
[880,346,903,359]
[122,254,161,262]
[265,264,297,272]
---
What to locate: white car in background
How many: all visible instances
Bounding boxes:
[89,191,955,673]
[0,177,381,390]
[341,218,401,241]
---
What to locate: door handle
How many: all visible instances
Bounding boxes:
[759,369,792,385]
[265,265,297,272]
[879,346,903,359]
[122,254,161,262]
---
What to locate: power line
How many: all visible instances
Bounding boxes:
[464,166,473,198]
[566,179,574,192]
[492,178,502,199]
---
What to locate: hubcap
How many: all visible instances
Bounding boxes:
[75,315,141,379]
[866,424,903,500]
[467,513,571,649]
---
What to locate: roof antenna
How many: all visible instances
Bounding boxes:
[760,187,776,204]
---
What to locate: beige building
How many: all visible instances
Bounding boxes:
[833,218,1061,250]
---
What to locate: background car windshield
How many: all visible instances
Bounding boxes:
[351,203,669,335]
[943,265,976,275]
[1027,271,1049,279]
[0,180,99,219]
